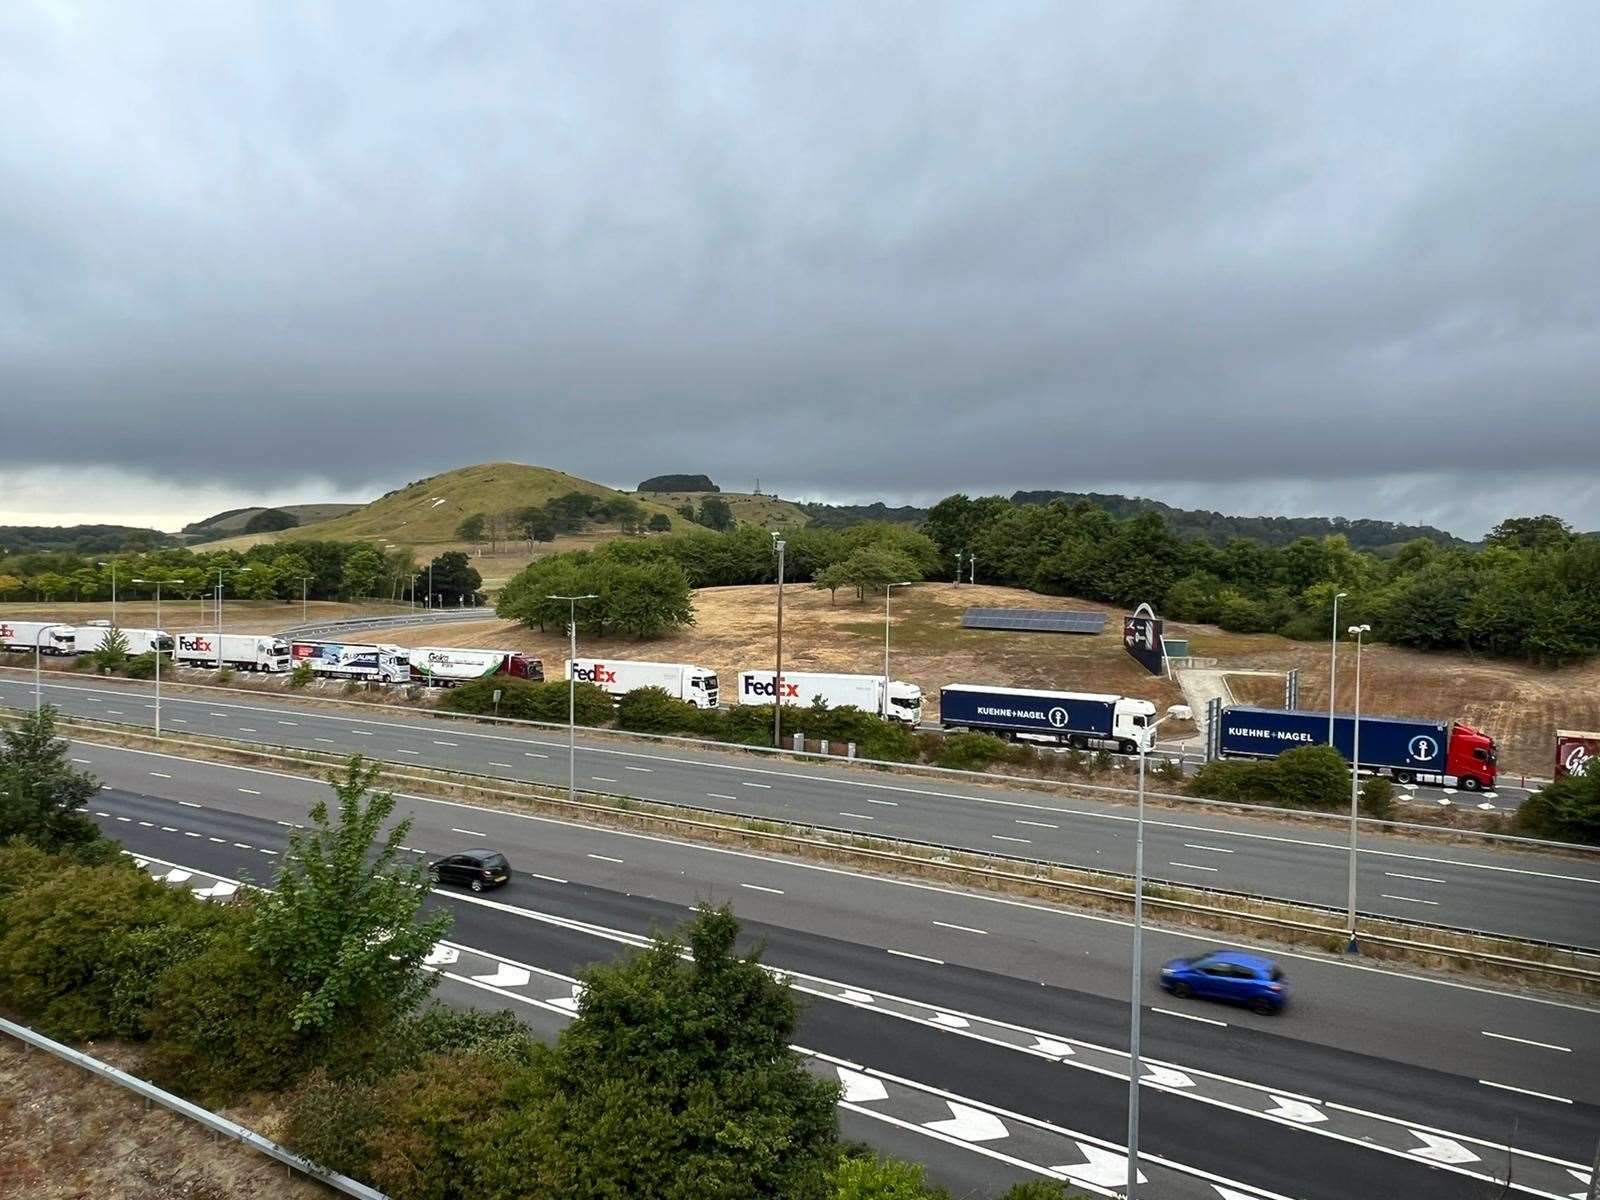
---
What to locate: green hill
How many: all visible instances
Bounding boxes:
[184,503,365,538]
[648,491,810,529]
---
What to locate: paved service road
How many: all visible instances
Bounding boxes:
[95,746,1600,1199]
[8,669,1599,947]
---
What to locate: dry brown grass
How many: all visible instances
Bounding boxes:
[0,1038,327,1200]
[0,599,406,633]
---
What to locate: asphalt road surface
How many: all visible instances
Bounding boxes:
[5,668,1598,948]
[77,741,1600,1200]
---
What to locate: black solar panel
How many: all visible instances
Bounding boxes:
[961,607,1108,634]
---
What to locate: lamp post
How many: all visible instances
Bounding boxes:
[954,551,963,585]
[1126,701,1194,1200]
[131,579,164,736]
[1345,623,1371,952]
[297,575,313,624]
[34,626,57,714]
[883,581,914,719]
[98,560,118,626]
[1328,592,1347,746]
[968,552,976,585]
[773,537,786,749]
[549,594,598,805]
[214,565,252,668]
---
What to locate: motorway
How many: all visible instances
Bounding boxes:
[5,668,1598,947]
[74,740,1600,1200]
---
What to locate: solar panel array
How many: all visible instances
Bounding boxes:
[961,607,1108,634]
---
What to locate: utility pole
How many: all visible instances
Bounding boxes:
[1345,623,1371,952]
[773,537,786,749]
[549,594,598,805]
[1328,592,1347,744]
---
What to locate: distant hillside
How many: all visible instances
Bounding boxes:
[651,491,810,529]
[0,524,180,554]
[1007,491,1469,551]
[184,503,363,537]
[244,462,692,546]
[798,501,929,528]
[638,473,718,493]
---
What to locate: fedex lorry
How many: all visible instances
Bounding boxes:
[1217,705,1498,791]
[175,632,292,672]
[738,670,923,726]
[290,640,410,684]
[0,621,75,654]
[71,623,172,656]
[411,647,543,686]
[567,658,719,708]
[938,684,1155,752]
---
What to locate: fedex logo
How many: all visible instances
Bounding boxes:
[181,635,213,652]
[744,677,800,698]
[573,663,618,684]
[0,625,12,638]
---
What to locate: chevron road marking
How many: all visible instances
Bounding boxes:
[1263,1096,1326,1124]
[924,1101,1009,1143]
[1143,1064,1196,1090]
[423,944,460,967]
[472,962,532,989]
[1058,1143,1146,1187]
[835,1066,889,1103]
[1408,1130,1480,1165]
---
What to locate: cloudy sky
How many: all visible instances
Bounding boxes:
[2,2,1597,538]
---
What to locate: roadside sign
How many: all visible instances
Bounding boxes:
[1123,605,1164,676]
[1555,729,1600,778]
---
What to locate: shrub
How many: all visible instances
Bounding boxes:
[1190,745,1353,812]
[616,686,702,735]
[930,732,1019,772]
[1091,749,1114,774]
[396,1005,543,1067]
[997,1182,1083,1200]
[1515,760,1600,845]
[90,626,130,672]
[288,661,315,688]
[1154,757,1185,784]
[123,651,158,680]
[782,701,922,763]
[1359,774,1396,819]
[216,666,236,684]
[828,1152,949,1198]
[445,677,613,726]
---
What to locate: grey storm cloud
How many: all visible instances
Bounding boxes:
[1,1,1598,536]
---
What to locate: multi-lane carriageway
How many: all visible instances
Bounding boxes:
[69,737,1600,1200]
[3,669,1599,948]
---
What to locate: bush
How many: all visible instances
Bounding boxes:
[782,701,922,763]
[444,676,613,726]
[929,732,1021,772]
[616,686,703,735]
[1359,774,1396,819]
[395,1005,543,1067]
[1154,757,1185,784]
[828,1152,949,1198]
[1090,749,1114,774]
[216,666,236,684]
[997,1182,1083,1200]
[1190,745,1352,812]
[123,651,158,680]
[1515,761,1600,845]
[288,661,315,688]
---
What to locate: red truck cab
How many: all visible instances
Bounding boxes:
[1446,724,1497,791]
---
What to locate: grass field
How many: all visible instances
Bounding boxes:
[0,598,408,633]
[642,490,810,528]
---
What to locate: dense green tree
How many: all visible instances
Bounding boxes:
[647,512,673,533]
[455,512,489,544]
[599,559,696,638]
[1515,759,1600,845]
[1485,514,1575,551]
[696,494,736,531]
[339,543,388,600]
[90,625,130,671]
[417,551,483,606]
[0,707,104,852]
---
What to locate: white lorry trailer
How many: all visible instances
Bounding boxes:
[70,623,172,656]
[737,670,923,726]
[0,621,76,654]
[290,640,410,683]
[411,647,543,686]
[175,632,292,672]
[566,658,719,708]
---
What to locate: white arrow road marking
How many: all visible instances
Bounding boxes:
[1214,1188,1262,1200]
[835,1066,888,1103]
[162,869,193,884]
[193,881,238,900]
[423,945,460,967]
[132,857,148,868]
[472,963,532,989]
[1031,1037,1074,1058]
[924,1101,1008,1143]
[839,990,875,1004]
[1408,1130,1479,1164]
[929,1012,970,1029]
[549,983,586,1013]
[1142,1064,1195,1089]
[1569,1167,1592,1198]
[1058,1144,1145,1187]
[1264,1096,1326,1124]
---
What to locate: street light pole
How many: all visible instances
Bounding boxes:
[883,582,913,719]
[34,627,51,714]
[954,551,963,585]
[299,576,312,624]
[1345,622,1371,952]
[98,560,118,626]
[132,579,163,736]
[549,594,598,805]
[969,553,976,585]
[773,537,786,749]
[1126,702,1192,1200]
[1328,592,1347,745]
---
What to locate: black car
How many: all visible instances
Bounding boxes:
[428,848,511,892]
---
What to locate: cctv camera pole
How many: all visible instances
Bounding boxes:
[549,594,597,805]
[773,538,786,749]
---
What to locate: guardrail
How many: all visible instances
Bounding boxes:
[0,1015,387,1198]
[278,607,495,638]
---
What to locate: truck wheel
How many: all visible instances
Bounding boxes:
[1459,776,1481,792]
[1394,770,1414,785]
[1070,735,1087,750]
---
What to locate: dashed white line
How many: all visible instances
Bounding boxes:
[1385,872,1447,884]
[160,826,177,832]
[865,798,899,807]
[451,828,487,838]
[1153,1007,1227,1027]
[524,752,548,759]
[1478,1079,1571,1104]
[991,834,1031,844]
[528,872,568,885]
[840,812,875,821]
[1169,861,1219,873]
[208,837,224,843]
[209,712,225,717]
[351,730,372,736]
[237,727,257,733]
[490,762,514,768]
[395,749,420,755]
[743,782,772,789]
[1183,843,1234,854]
[237,788,260,795]
[315,737,337,744]
[171,718,188,724]
[137,820,153,827]
[278,721,299,727]
[183,831,200,838]
[149,771,171,779]
[932,920,988,936]
[232,842,253,850]
[1481,1031,1571,1052]
[178,801,202,808]
[586,853,624,864]
[105,709,123,715]
[1015,819,1058,829]
[592,776,618,784]
[887,949,944,965]
[433,740,458,747]
[740,883,786,895]
[114,816,131,822]
[1381,893,1439,906]
[624,766,652,773]
[72,757,92,764]
[93,811,109,817]
[260,849,278,857]
[708,793,737,801]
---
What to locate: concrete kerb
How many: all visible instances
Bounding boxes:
[29,713,1600,996]
[0,664,1586,858]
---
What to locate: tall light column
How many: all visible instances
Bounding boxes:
[131,578,164,736]
[98,560,118,625]
[1328,591,1347,745]
[1345,622,1371,952]
[549,593,598,805]
[883,581,914,719]
[773,538,787,748]
[1126,702,1193,1199]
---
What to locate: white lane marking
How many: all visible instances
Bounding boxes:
[72,757,92,764]
[586,853,624,864]
[1183,843,1234,854]
[1407,1130,1480,1165]
[105,709,123,714]
[1479,1079,1573,1103]
[524,752,547,758]
[277,721,298,727]
[351,730,372,736]
[178,801,202,808]
[924,1100,1008,1143]
[1016,819,1058,829]
[115,816,131,822]
[159,826,176,832]
[237,727,256,732]
[209,712,226,717]
[836,1065,889,1103]
[592,776,618,783]
[138,820,154,827]
[490,762,514,768]
[1381,893,1439,906]
[991,834,1030,844]
[451,828,487,837]
[183,831,200,837]
[1480,1031,1571,1052]
[887,949,944,964]
[472,963,532,989]
[1385,872,1446,884]
[237,788,260,795]
[840,812,875,821]
[1264,1096,1326,1124]
[625,766,652,772]
[171,718,187,724]
[708,792,737,800]
[433,740,458,746]
[740,883,786,895]
[528,872,568,884]
[743,782,772,789]
[1169,861,1218,872]
[315,737,337,744]
[93,811,109,817]
[260,849,278,856]
[932,920,988,936]
[208,836,224,843]
[865,798,899,806]
[149,771,171,778]
[1152,1007,1226,1027]
[232,842,252,850]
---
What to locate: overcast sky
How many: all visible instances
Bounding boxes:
[2,2,1597,538]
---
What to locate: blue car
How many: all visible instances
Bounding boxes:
[1159,950,1288,1014]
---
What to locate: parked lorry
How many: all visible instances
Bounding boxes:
[1217,705,1498,791]
[738,670,923,726]
[0,621,76,654]
[175,632,292,672]
[1555,729,1600,779]
[567,658,719,708]
[938,684,1154,751]
[70,623,172,656]
[412,647,543,686]
[290,640,410,683]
